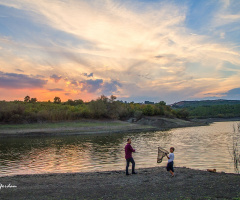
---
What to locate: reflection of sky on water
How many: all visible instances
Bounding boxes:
[0,121,239,176]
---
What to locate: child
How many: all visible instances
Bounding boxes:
[166,147,175,177]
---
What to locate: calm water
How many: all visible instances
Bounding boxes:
[0,121,239,177]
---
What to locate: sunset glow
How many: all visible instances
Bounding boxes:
[0,0,240,103]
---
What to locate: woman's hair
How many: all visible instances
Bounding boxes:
[127,138,131,142]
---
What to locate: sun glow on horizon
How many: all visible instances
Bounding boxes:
[0,0,240,103]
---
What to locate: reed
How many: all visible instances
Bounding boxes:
[230,123,240,173]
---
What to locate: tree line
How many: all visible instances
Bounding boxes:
[185,104,240,119]
[0,95,189,124]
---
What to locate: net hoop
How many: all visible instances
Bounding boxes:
[157,147,169,163]
[158,147,169,154]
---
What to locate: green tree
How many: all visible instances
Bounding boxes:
[66,99,74,105]
[176,109,189,119]
[29,98,37,103]
[74,99,84,105]
[24,95,30,102]
[54,96,61,104]
[143,105,154,116]
[98,95,108,103]
[158,101,166,106]
[89,99,107,118]
[110,95,117,103]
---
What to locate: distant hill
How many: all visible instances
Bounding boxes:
[171,99,240,108]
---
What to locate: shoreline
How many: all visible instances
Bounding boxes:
[0,117,239,137]
[0,167,239,199]
[0,120,159,137]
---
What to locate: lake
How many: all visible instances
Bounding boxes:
[0,121,239,177]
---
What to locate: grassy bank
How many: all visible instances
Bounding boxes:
[0,116,211,137]
[0,120,158,137]
[0,120,125,130]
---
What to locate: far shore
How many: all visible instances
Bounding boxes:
[0,117,240,137]
[0,167,239,199]
[0,120,158,137]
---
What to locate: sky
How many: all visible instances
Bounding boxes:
[0,0,240,104]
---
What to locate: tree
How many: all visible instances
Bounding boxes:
[143,105,154,116]
[29,98,37,103]
[66,99,74,105]
[176,109,189,119]
[89,99,107,118]
[158,101,166,106]
[65,99,84,106]
[54,96,61,104]
[110,95,117,103]
[24,96,30,102]
[98,95,108,103]
[74,99,84,105]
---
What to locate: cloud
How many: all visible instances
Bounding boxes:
[16,69,24,72]
[219,88,240,99]
[82,72,93,78]
[50,74,62,83]
[0,0,240,103]
[102,80,122,95]
[48,88,64,91]
[225,88,240,95]
[213,0,240,27]
[197,87,240,101]
[71,80,78,86]
[79,79,121,95]
[80,79,103,93]
[0,71,47,89]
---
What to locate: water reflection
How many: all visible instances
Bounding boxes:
[0,121,238,176]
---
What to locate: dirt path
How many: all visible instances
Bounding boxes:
[0,167,239,200]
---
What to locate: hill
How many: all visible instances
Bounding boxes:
[171,99,240,108]
[171,99,240,119]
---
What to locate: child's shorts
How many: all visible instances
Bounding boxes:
[166,161,174,172]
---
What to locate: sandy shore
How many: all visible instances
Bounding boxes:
[0,167,239,200]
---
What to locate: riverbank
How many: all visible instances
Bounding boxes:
[0,120,158,137]
[0,167,239,200]
[0,117,208,137]
[134,116,208,129]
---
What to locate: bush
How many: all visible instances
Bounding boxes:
[88,100,107,118]
[175,109,189,119]
[0,96,186,124]
[143,105,154,116]
[134,110,143,120]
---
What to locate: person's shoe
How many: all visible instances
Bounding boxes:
[126,173,130,176]
[132,172,137,174]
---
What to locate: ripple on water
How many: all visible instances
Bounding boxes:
[0,121,239,176]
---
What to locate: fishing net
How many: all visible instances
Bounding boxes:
[157,147,169,163]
